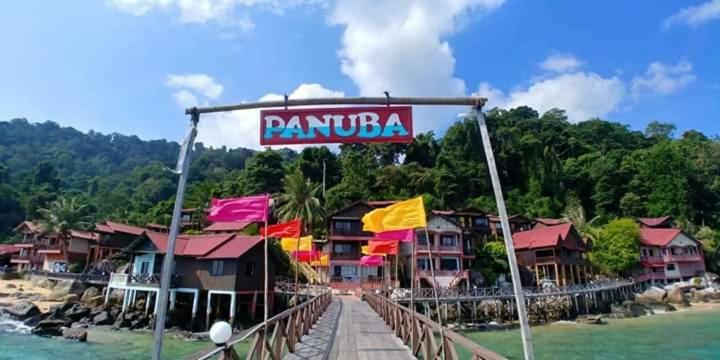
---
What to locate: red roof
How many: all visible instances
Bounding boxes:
[144,232,237,257]
[70,229,100,241]
[203,221,252,232]
[367,200,399,207]
[535,218,567,226]
[96,221,147,236]
[0,244,20,255]
[639,228,682,247]
[14,221,41,233]
[512,223,573,250]
[638,216,673,228]
[200,235,264,259]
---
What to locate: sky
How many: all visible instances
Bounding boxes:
[1,0,719,150]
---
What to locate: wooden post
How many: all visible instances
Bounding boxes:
[553,263,559,287]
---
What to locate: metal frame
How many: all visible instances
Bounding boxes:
[152,96,535,360]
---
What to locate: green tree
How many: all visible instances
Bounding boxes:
[37,196,91,264]
[645,121,676,141]
[589,218,640,275]
[244,150,285,194]
[695,227,720,273]
[276,168,326,233]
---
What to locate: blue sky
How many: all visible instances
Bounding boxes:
[1,0,718,149]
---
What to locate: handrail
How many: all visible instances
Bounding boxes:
[365,291,507,360]
[404,280,634,301]
[30,269,110,283]
[188,286,332,360]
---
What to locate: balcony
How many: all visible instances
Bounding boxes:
[109,272,181,288]
[37,245,62,254]
[10,254,44,264]
[667,253,702,262]
[641,255,665,265]
[416,243,463,253]
[331,252,361,261]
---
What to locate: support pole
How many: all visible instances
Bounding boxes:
[475,109,535,360]
[262,217,269,356]
[410,231,416,354]
[152,113,198,360]
[424,228,445,359]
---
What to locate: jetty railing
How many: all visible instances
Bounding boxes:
[365,291,507,360]
[189,287,332,360]
[30,269,110,284]
[405,279,635,301]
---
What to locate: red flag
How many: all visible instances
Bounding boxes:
[291,250,319,263]
[207,194,269,222]
[368,239,399,255]
[261,219,301,238]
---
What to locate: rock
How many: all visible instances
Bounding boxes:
[3,301,40,320]
[628,303,654,317]
[31,319,67,337]
[666,287,689,306]
[47,280,86,301]
[60,294,80,304]
[62,327,87,342]
[93,311,113,325]
[4,283,17,289]
[80,287,100,303]
[85,295,105,308]
[646,302,676,312]
[110,309,120,318]
[635,287,667,304]
[65,303,91,321]
[577,315,604,324]
[23,312,50,327]
[133,298,146,311]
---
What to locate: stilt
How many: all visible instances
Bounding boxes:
[105,286,112,305]
[121,289,129,312]
[191,291,199,327]
[230,292,237,327]
[583,295,589,313]
[154,291,160,315]
[169,291,177,310]
[145,292,152,315]
[250,291,257,321]
[573,295,579,313]
[206,292,213,330]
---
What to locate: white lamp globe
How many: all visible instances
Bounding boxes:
[209,321,232,345]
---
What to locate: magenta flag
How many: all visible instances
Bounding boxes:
[373,229,415,242]
[360,255,384,267]
[207,194,269,222]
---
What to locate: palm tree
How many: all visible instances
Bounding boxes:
[37,196,91,268]
[276,168,326,233]
[562,198,601,245]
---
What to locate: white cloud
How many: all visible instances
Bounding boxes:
[663,0,720,29]
[329,0,505,132]
[109,0,325,31]
[167,79,344,150]
[166,74,224,102]
[477,72,626,122]
[539,53,583,73]
[631,60,696,99]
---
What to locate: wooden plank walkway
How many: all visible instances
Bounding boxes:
[285,296,414,360]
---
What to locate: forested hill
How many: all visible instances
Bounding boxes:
[1,107,719,241]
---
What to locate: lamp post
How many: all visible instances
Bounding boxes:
[209,321,238,360]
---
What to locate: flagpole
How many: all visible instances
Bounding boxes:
[410,232,416,354]
[294,224,300,309]
[152,113,197,360]
[475,109,534,360]
[424,227,446,359]
[263,217,269,354]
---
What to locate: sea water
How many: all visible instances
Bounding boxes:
[462,308,720,360]
[0,316,208,360]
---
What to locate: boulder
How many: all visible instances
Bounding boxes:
[47,280,86,301]
[62,327,87,342]
[635,287,667,304]
[3,301,40,320]
[628,303,654,317]
[80,287,100,303]
[5,283,17,289]
[85,295,105,308]
[92,311,113,325]
[666,287,689,306]
[60,294,80,304]
[23,312,50,327]
[65,303,91,321]
[31,319,67,337]
[577,315,604,325]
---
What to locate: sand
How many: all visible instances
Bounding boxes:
[0,278,61,312]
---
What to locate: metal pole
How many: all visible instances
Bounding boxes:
[152,113,198,360]
[410,234,416,354]
[424,228,446,359]
[186,96,486,114]
[263,219,269,341]
[475,109,535,360]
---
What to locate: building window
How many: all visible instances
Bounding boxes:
[417,258,432,270]
[245,262,255,277]
[341,266,358,276]
[334,221,353,233]
[440,234,457,247]
[473,217,488,227]
[666,263,676,271]
[211,260,224,276]
[417,232,428,246]
[333,243,355,253]
[535,249,554,258]
[440,258,459,271]
[661,248,667,255]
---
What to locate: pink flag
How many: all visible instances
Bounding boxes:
[207,194,269,222]
[360,255,384,267]
[373,229,415,242]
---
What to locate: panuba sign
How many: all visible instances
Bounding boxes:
[260,106,413,145]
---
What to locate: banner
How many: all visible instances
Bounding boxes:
[280,236,313,252]
[207,194,269,222]
[260,106,413,145]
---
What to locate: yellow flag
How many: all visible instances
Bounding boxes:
[362,196,426,232]
[311,254,329,266]
[361,245,387,256]
[280,235,313,252]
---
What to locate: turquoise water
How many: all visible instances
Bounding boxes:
[463,308,720,360]
[0,327,209,360]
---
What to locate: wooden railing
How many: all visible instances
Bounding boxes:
[364,291,506,360]
[30,270,110,284]
[189,288,332,360]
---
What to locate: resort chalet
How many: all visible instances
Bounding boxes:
[511,223,590,286]
[325,201,379,288]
